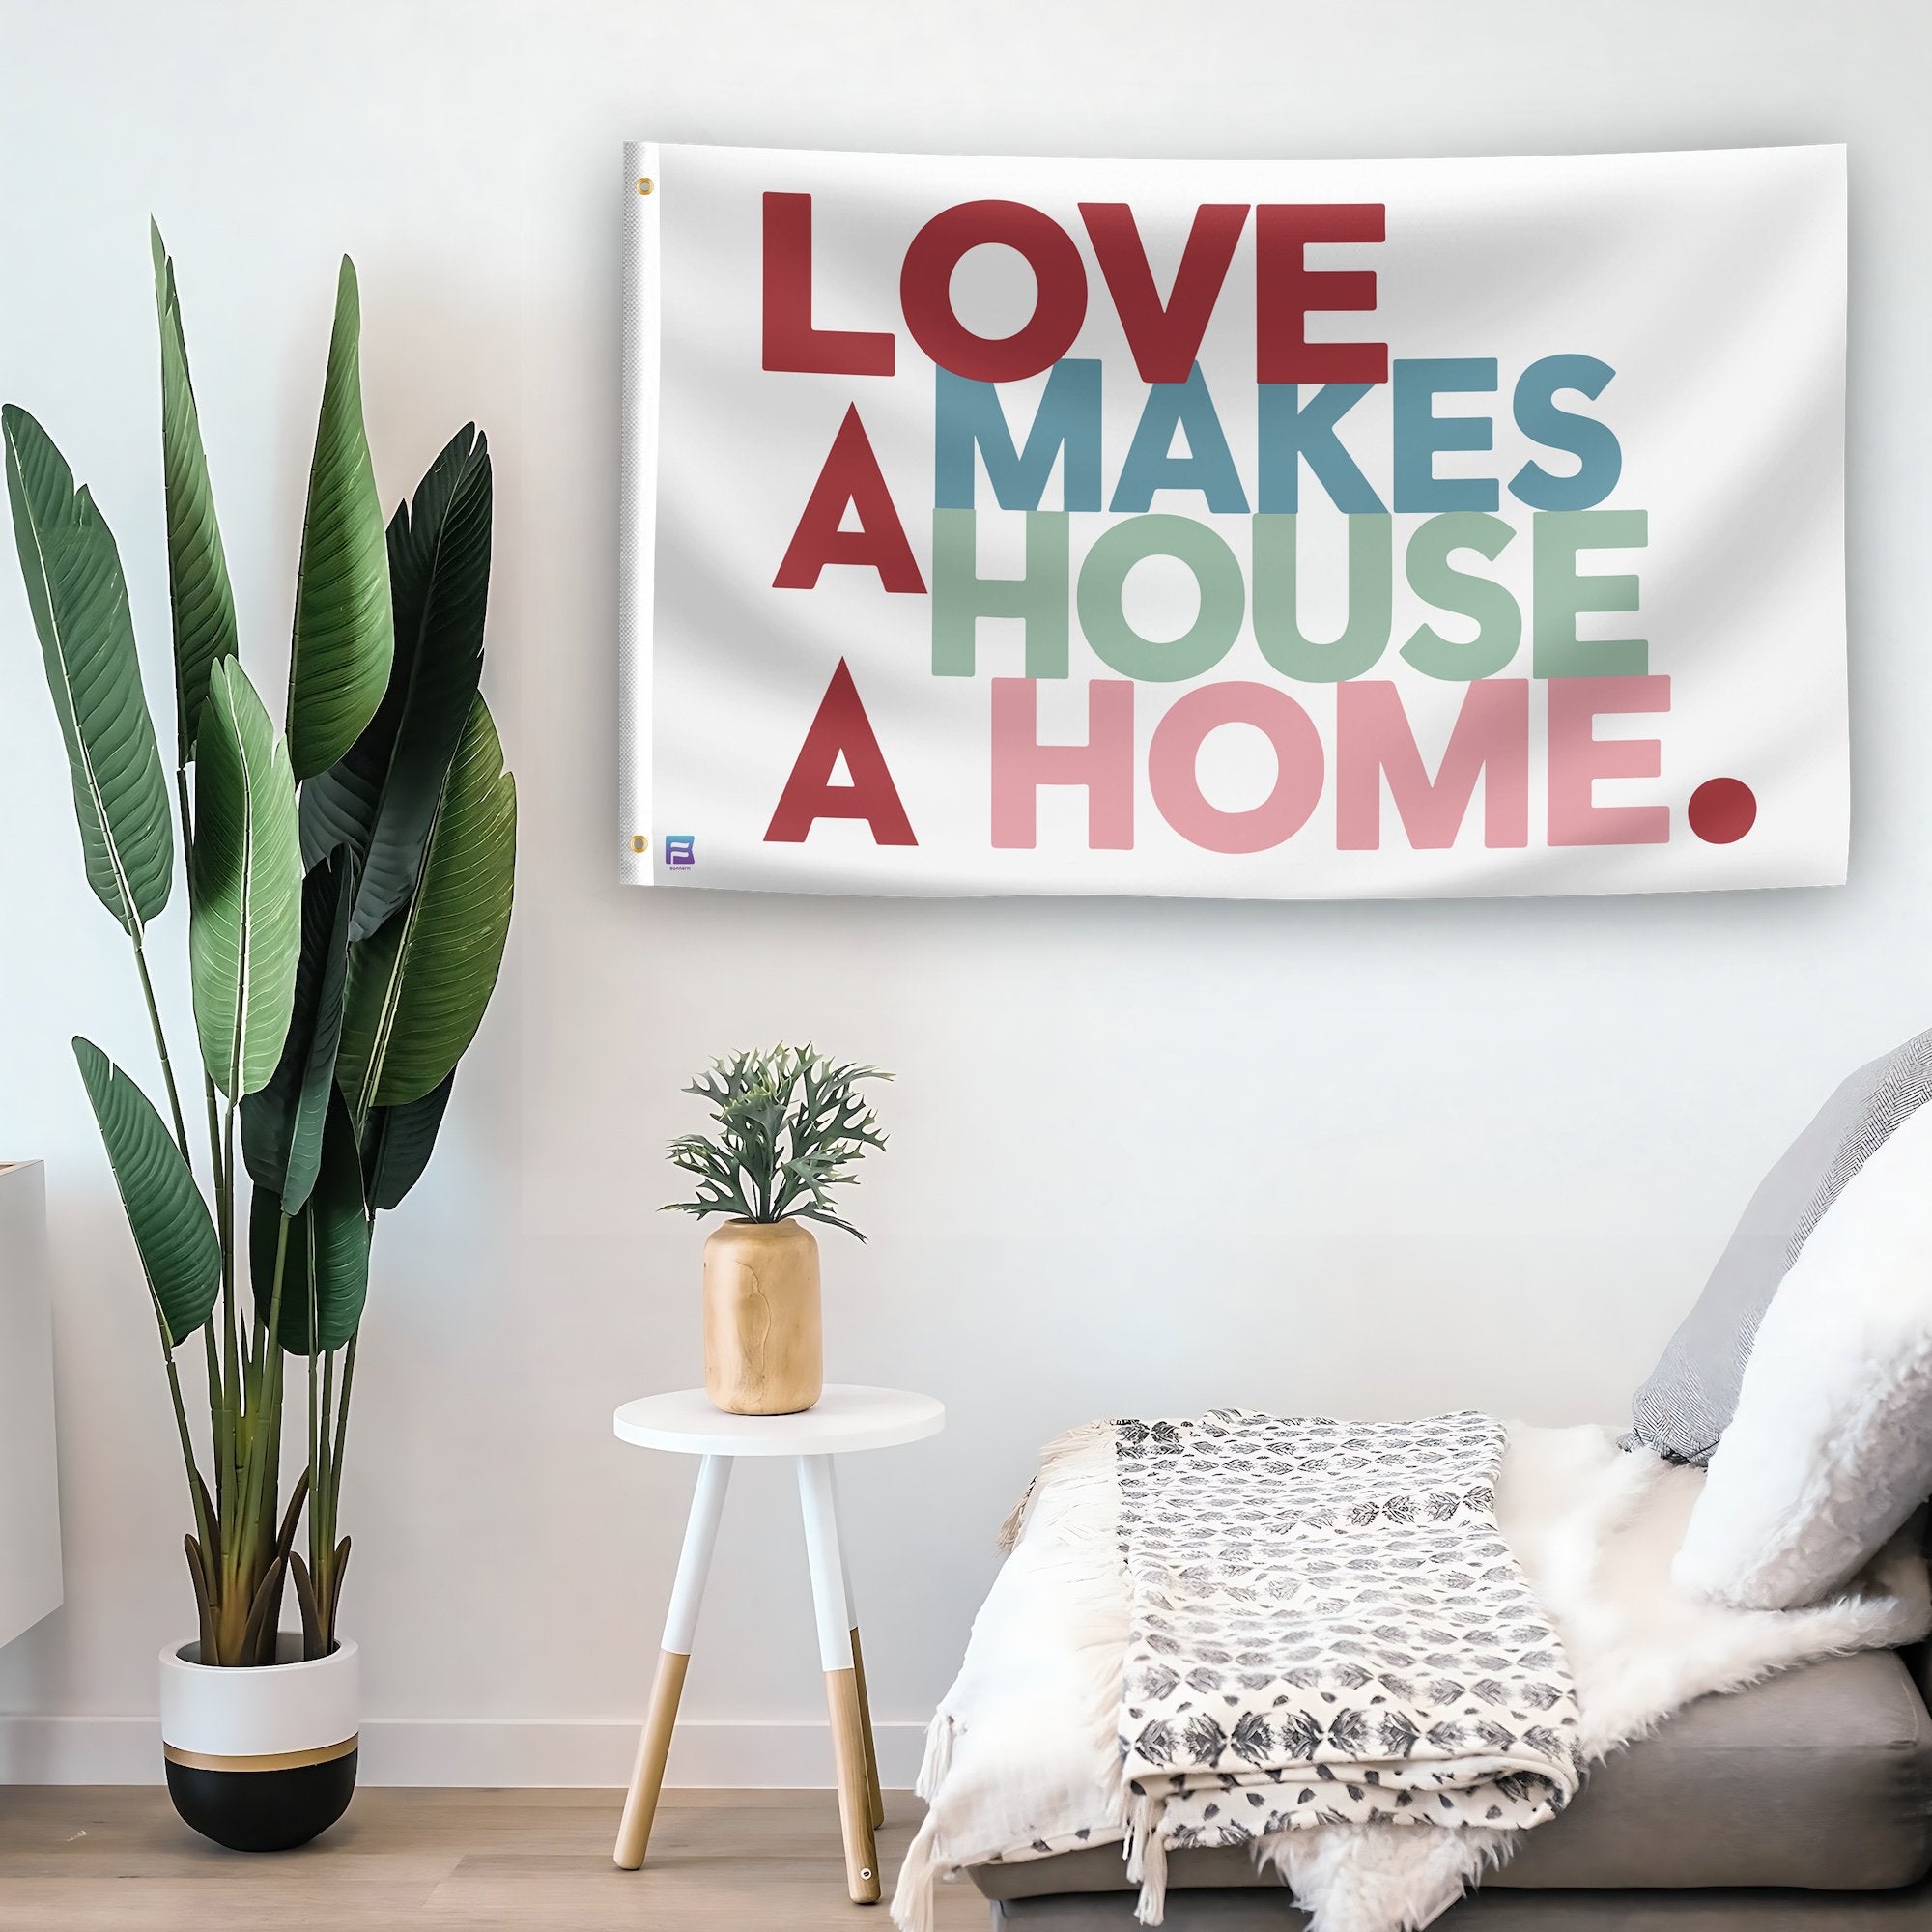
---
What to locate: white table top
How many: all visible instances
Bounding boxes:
[612,1384,945,1457]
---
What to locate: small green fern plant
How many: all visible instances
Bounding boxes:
[664,1044,889,1239]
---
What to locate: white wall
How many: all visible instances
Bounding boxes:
[2,0,1929,1786]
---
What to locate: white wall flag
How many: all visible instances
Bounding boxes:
[620,141,1846,900]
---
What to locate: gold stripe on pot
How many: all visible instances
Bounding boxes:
[163,1735,358,1774]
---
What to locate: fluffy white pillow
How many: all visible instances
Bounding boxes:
[1673,1098,1932,1610]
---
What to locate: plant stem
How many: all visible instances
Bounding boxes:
[318,1334,355,1652]
[218,1097,242,1606]
[200,1074,227,1515]
[315,1347,336,1560]
[128,767,224,1640]
[202,1321,225,1526]
[307,1334,321,1543]
[216,1212,287,1663]
[162,1350,213,1563]
[240,1215,291,1588]
[329,1334,355,1524]
[130,938,190,1166]
[220,1096,239,1412]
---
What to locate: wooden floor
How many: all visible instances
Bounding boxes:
[0,1786,986,1930]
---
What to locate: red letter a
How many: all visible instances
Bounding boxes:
[774,406,926,593]
[765,660,917,846]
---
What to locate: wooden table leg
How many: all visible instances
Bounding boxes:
[798,1454,880,1904]
[826,1463,885,1830]
[848,1625,885,1832]
[614,1454,732,1869]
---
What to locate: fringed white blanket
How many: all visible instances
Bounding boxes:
[1112,1411,1581,1918]
[895,1419,1931,1932]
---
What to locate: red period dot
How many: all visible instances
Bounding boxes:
[1688,778,1757,844]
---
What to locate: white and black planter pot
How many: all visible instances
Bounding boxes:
[158,1635,358,1852]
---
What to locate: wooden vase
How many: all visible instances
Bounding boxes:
[702,1218,823,1415]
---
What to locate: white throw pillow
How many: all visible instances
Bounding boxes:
[1673,1098,1932,1610]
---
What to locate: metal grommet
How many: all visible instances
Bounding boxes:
[637,176,654,196]
[630,835,647,854]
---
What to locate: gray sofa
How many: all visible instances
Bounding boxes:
[962,1032,1932,1928]
[968,1648,1932,1927]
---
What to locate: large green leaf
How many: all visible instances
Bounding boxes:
[338,695,515,1114]
[151,224,238,763]
[242,848,355,1213]
[73,1037,219,1348]
[250,1088,369,1355]
[189,658,302,1098]
[360,1069,455,1212]
[300,425,491,940]
[4,405,174,936]
[287,257,392,781]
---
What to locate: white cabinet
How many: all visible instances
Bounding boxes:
[0,1162,61,1648]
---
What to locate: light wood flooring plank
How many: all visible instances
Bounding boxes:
[0,1786,985,1930]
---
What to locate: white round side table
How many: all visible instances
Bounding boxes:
[610,1384,945,1903]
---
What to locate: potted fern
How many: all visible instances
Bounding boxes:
[4,228,515,1850]
[666,1046,889,1415]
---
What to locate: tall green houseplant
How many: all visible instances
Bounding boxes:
[4,227,516,1665]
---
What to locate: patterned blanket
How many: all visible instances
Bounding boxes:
[895,1420,1929,1932]
[1113,1411,1583,1915]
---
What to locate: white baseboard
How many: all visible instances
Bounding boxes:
[0,1715,928,1788]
